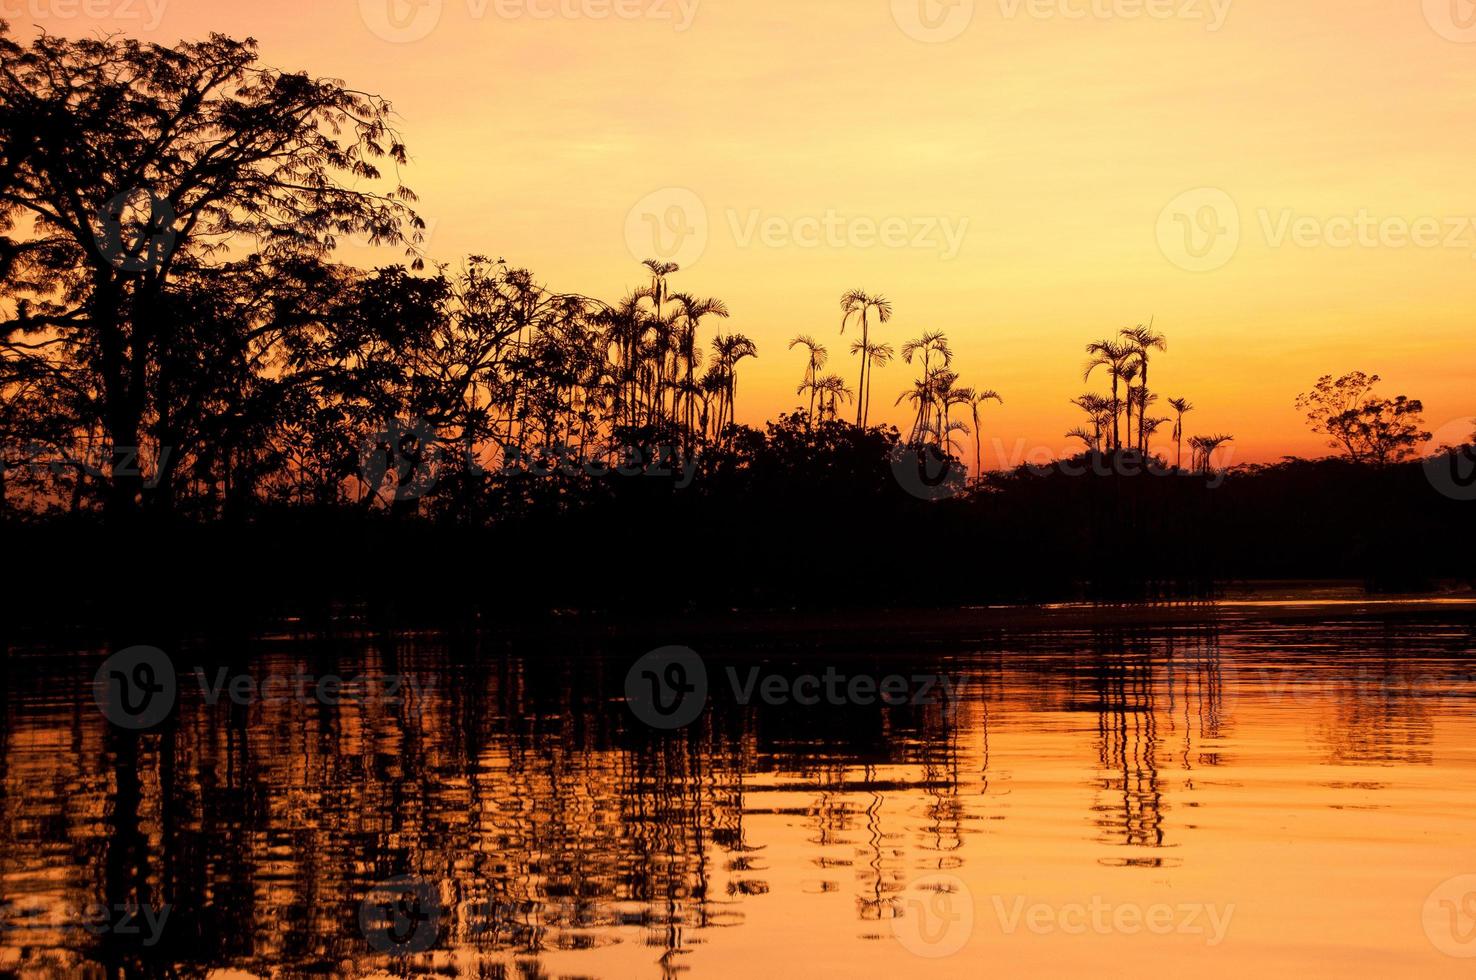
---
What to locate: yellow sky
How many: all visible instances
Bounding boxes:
[10,0,1476,464]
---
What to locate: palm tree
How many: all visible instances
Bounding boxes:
[710,333,757,443]
[1190,433,1234,474]
[790,335,828,428]
[848,339,894,426]
[814,374,854,421]
[1140,416,1170,456]
[1120,321,1167,451]
[934,371,972,450]
[900,331,951,443]
[1071,393,1113,453]
[1084,339,1136,451]
[670,293,728,444]
[1167,397,1193,470]
[1120,362,1141,452]
[839,291,893,427]
[967,389,1002,480]
[1065,426,1098,452]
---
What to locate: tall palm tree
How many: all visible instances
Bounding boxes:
[1167,397,1193,470]
[848,339,894,426]
[967,389,1002,480]
[900,331,951,443]
[670,293,728,444]
[710,333,757,443]
[1121,321,1167,452]
[839,290,893,427]
[789,335,828,428]
[1190,433,1234,474]
[1083,339,1136,451]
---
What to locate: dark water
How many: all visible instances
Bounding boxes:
[3,603,1476,977]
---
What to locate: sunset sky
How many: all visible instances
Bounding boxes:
[10,0,1475,465]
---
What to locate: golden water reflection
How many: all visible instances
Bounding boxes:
[2,612,1475,977]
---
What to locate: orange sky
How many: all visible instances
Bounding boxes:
[9,0,1475,465]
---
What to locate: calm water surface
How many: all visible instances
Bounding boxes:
[3,603,1476,977]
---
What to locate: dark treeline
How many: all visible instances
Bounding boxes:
[1,27,1472,624]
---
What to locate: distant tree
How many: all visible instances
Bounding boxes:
[1084,339,1137,451]
[789,335,827,429]
[839,290,892,427]
[1120,322,1167,451]
[1190,434,1234,474]
[967,389,1002,480]
[1167,397,1194,470]
[1295,372,1431,464]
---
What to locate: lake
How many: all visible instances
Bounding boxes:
[3,599,1476,977]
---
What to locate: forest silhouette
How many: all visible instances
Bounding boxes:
[1,27,1473,623]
